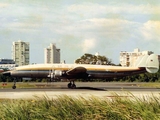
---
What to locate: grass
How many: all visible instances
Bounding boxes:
[1,82,35,89]
[137,83,160,88]
[0,94,159,120]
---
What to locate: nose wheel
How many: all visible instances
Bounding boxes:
[68,81,76,89]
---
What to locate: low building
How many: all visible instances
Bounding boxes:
[0,59,15,64]
[0,59,17,70]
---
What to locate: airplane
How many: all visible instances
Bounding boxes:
[2,54,159,89]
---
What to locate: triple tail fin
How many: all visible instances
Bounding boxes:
[134,54,159,73]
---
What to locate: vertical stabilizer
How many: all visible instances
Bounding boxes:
[134,55,149,67]
[134,54,159,73]
[146,54,159,73]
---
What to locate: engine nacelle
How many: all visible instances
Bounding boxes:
[48,70,63,79]
[50,72,54,79]
[54,70,63,77]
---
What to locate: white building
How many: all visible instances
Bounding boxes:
[12,40,30,66]
[0,59,17,70]
[44,43,60,64]
[120,48,153,67]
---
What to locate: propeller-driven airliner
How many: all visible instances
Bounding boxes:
[2,54,159,89]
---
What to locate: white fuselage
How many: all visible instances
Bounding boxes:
[8,64,146,79]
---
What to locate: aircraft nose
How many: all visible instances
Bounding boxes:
[2,71,11,76]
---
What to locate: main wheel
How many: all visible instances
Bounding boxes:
[12,85,16,89]
[68,82,72,88]
[71,84,76,89]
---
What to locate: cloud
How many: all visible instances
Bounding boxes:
[53,17,138,34]
[0,3,9,8]
[140,20,160,41]
[83,18,136,30]
[68,3,160,16]
[81,39,96,53]
[67,18,140,43]
[1,1,160,64]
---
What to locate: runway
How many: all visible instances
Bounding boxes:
[0,82,159,100]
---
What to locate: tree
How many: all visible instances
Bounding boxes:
[75,53,113,65]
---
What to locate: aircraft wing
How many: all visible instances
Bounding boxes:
[66,66,87,75]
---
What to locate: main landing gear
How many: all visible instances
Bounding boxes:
[67,81,76,89]
[12,78,17,89]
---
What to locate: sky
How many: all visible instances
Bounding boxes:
[0,0,160,64]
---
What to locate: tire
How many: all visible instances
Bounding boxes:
[68,83,72,88]
[71,84,76,89]
[12,86,16,89]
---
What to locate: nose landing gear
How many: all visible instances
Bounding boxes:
[11,77,18,89]
[12,78,17,89]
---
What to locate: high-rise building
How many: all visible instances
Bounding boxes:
[44,43,60,64]
[12,40,30,66]
[120,48,153,67]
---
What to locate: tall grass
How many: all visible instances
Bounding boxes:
[0,94,159,120]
